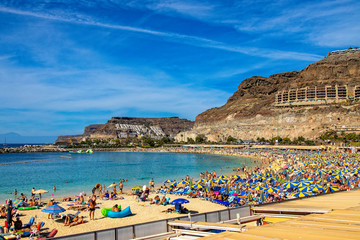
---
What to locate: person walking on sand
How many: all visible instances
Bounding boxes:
[119,181,123,194]
[31,187,35,200]
[88,195,96,220]
[112,182,117,194]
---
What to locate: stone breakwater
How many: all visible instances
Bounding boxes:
[0,145,67,153]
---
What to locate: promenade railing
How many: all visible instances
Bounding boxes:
[53,205,251,240]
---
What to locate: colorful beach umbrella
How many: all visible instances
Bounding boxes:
[196,179,206,184]
[193,184,204,189]
[178,180,189,185]
[265,187,279,193]
[297,182,310,188]
[283,182,297,189]
[41,204,66,214]
[299,186,312,192]
[324,186,339,193]
[215,179,227,184]
[218,175,228,179]
[12,199,23,208]
[252,186,264,191]
[293,192,311,198]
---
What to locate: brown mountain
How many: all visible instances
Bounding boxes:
[56,117,194,144]
[180,49,360,142]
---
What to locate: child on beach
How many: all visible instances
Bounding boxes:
[88,195,96,220]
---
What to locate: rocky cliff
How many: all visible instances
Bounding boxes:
[179,49,360,141]
[56,117,194,143]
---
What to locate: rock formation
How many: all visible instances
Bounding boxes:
[178,49,360,142]
[56,117,194,144]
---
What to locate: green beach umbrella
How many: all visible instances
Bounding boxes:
[259,191,265,203]
[248,192,254,202]
[236,185,240,195]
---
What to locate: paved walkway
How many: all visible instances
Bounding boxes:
[201,189,360,240]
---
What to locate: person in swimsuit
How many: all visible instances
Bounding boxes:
[88,195,96,220]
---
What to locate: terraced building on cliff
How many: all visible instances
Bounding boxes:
[177,49,360,142]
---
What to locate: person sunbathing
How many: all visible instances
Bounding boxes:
[63,197,72,201]
[111,204,120,212]
[150,195,160,205]
[64,214,82,226]
[69,216,84,227]
[157,196,166,205]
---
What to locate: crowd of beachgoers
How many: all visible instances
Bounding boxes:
[1,148,359,238]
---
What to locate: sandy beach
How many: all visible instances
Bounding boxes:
[0,193,227,237]
[0,148,289,238]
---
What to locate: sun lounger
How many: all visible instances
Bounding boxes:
[36,228,57,239]
[22,216,35,228]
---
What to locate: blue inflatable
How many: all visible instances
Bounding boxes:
[107,206,132,218]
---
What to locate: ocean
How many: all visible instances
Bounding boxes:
[0,151,255,202]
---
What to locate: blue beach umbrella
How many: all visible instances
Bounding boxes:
[193,184,204,189]
[215,179,227,184]
[196,179,206,184]
[299,186,312,192]
[283,182,297,189]
[252,185,264,191]
[178,180,189,185]
[265,187,279,193]
[218,175,228,179]
[170,198,189,205]
[164,180,173,184]
[293,192,311,198]
[41,204,66,214]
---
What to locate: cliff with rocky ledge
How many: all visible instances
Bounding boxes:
[178,49,360,142]
[56,117,194,144]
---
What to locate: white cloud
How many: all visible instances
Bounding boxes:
[0,4,322,61]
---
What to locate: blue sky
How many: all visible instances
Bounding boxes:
[0,0,359,137]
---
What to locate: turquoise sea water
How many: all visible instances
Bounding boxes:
[0,152,255,202]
